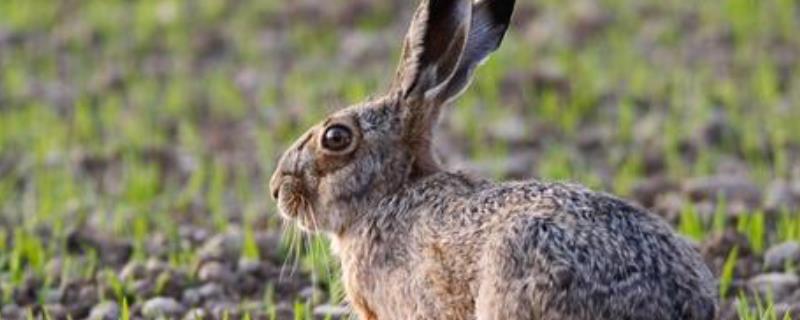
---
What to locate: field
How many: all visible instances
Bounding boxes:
[1,0,799,319]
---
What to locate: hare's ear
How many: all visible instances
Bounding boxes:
[441,0,515,102]
[392,0,472,101]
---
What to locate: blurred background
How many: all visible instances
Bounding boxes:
[0,0,799,319]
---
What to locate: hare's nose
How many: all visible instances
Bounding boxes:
[269,171,284,200]
[270,182,280,200]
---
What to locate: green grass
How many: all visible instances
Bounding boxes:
[0,0,799,318]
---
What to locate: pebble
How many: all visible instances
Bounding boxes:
[764,241,800,272]
[66,228,133,266]
[146,257,170,274]
[132,279,155,298]
[184,282,225,307]
[182,288,202,307]
[234,273,261,296]
[142,297,186,318]
[199,232,243,262]
[653,192,685,222]
[88,301,120,320]
[748,273,800,298]
[207,301,241,318]
[765,179,799,211]
[683,175,762,210]
[299,286,326,305]
[42,304,68,319]
[631,176,677,208]
[198,261,235,284]
[197,283,225,300]
[179,226,210,246]
[183,308,208,320]
[1,304,23,319]
[156,269,191,298]
[313,304,350,318]
[120,261,146,281]
[774,302,800,320]
[256,232,284,263]
[146,233,170,258]
[238,258,263,276]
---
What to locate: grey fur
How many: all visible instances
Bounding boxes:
[269,0,718,319]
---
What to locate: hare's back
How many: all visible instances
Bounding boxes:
[476,182,717,319]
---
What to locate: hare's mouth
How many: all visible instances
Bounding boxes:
[275,178,319,231]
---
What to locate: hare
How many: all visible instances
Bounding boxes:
[269,0,718,319]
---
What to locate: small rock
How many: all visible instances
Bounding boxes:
[256,233,284,264]
[182,289,202,307]
[299,286,326,305]
[42,304,68,319]
[683,175,761,211]
[142,297,186,318]
[88,301,120,320]
[237,258,263,275]
[179,226,210,247]
[155,269,191,298]
[653,192,685,223]
[183,308,208,320]
[197,261,235,284]
[197,283,224,300]
[234,273,261,296]
[199,232,242,262]
[1,304,22,319]
[146,257,170,274]
[774,302,800,319]
[59,279,93,306]
[146,233,170,258]
[66,227,133,266]
[182,283,225,306]
[132,279,155,298]
[273,302,295,320]
[765,179,799,212]
[764,241,800,272]
[631,176,677,208]
[748,273,800,298]
[313,304,350,318]
[206,301,240,318]
[120,261,146,281]
[78,284,98,302]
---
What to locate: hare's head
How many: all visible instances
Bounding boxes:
[269,0,514,233]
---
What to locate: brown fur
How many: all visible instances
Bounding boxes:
[269,0,718,319]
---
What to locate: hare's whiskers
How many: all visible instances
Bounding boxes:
[279,219,301,280]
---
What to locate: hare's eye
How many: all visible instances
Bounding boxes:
[321,125,353,152]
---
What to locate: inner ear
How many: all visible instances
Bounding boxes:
[392,0,472,99]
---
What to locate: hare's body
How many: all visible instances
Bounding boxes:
[336,172,715,320]
[270,0,718,318]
